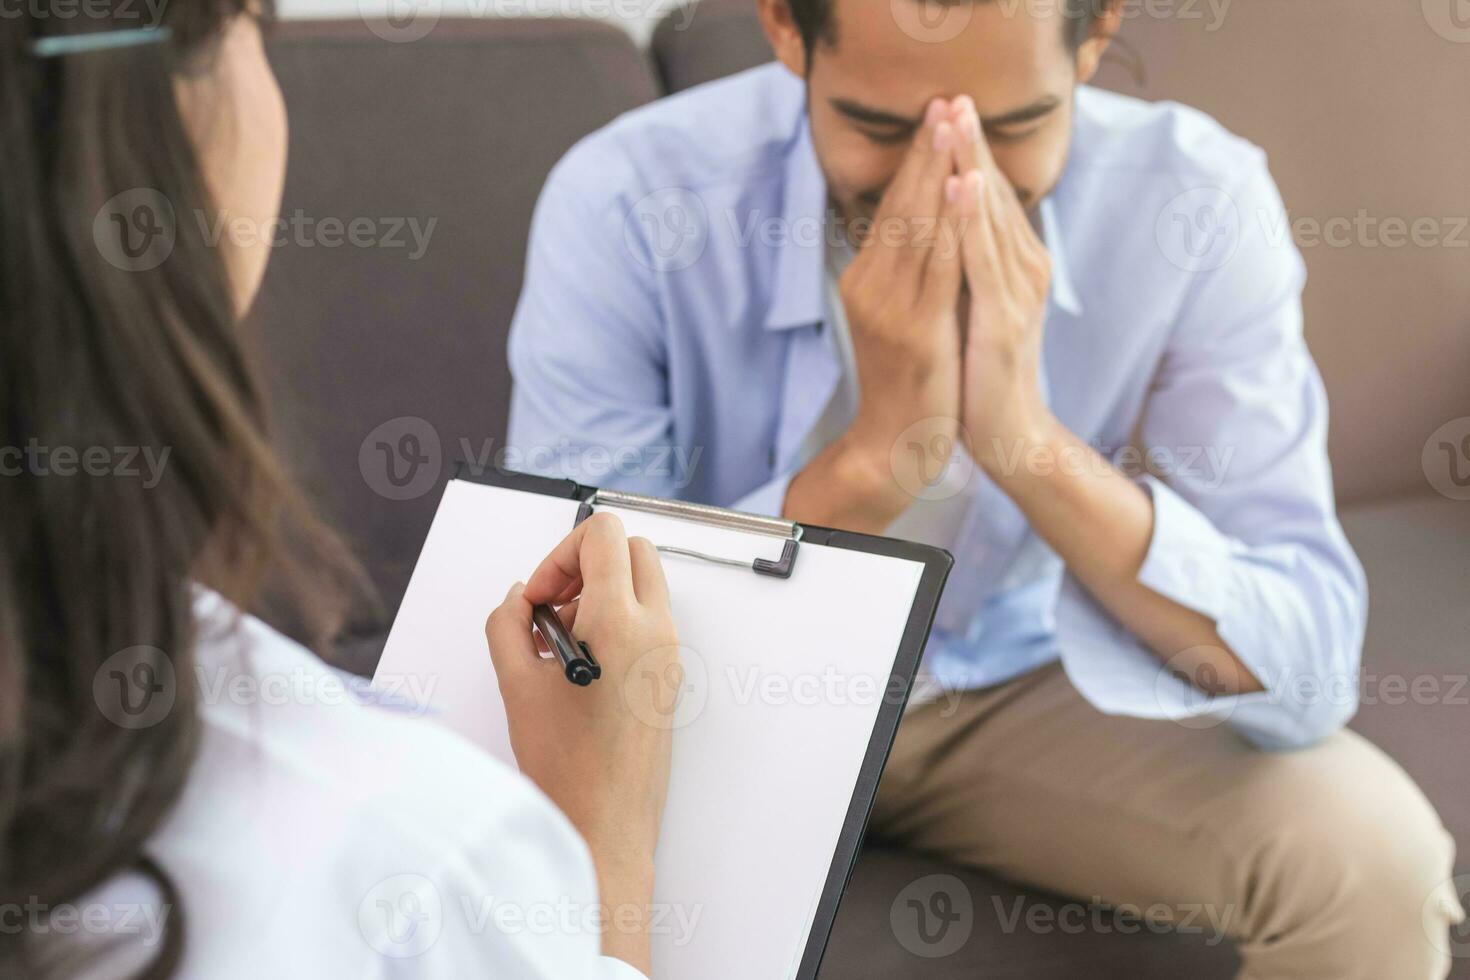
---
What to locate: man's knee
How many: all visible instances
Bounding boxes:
[1220,736,1461,976]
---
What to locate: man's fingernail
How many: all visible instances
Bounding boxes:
[945,175,962,204]
[925,98,948,125]
[508,581,526,599]
[933,121,953,151]
[964,113,981,143]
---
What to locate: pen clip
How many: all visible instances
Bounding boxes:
[531,602,602,686]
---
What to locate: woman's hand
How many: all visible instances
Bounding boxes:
[485,512,679,975]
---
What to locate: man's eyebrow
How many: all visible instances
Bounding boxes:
[829,98,923,129]
[829,94,1062,130]
[982,95,1062,128]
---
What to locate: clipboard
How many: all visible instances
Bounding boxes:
[375,465,953,979]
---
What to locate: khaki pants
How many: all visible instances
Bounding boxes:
[870,662,1465,978]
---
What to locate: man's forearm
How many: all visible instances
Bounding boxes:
[985,415,1265,696]
[781,432,912,535]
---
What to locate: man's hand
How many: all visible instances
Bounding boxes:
[947,96,1058,478]
[938,100,1263,697]
[784,97,973,533]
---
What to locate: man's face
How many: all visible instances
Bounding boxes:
[803,0,1085,225]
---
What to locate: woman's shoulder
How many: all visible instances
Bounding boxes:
[182,588,573,849]
[134,591,605,976]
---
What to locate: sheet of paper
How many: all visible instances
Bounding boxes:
[377,480,927,979]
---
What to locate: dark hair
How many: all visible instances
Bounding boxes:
[1,2,359,976]
[788,0,1111,59]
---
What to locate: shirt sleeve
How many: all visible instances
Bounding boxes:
[1056,157,1367,751]
[729,468,797,517]
[504,147,680,498]
[368,770,653,980]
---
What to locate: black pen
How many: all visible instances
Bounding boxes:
[531,603,601,686]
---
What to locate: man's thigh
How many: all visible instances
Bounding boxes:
[869,661,1455,946]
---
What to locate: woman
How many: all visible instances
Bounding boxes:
[0,3,678,977]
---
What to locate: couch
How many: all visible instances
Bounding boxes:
[257,5,1469,974]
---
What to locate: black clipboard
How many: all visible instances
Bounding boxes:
[453,464,952,978]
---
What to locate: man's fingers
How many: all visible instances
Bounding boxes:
[950,96,1000,186]
[951,96,1030,227]
[946,98,1022,281]
[958,169,1002,294]
[627,536,671,610]
[523,512,635,607]
[924,173,971,299]
[873,97,953,229]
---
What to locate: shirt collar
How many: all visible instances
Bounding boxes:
[765,113,1085,328]
[764,115,829,331]
[1039,194,1084,318]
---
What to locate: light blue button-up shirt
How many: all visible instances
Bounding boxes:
[507,64,1367,749]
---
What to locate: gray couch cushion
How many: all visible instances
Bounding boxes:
[818,847,1239,978]
[255,19,658,667]
[1342,492,1470,865]
[651,0,771,92]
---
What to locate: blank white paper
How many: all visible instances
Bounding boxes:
[376,479,927,979]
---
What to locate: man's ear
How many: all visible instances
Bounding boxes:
[1074,0,1123,84]
[755,0,809,78]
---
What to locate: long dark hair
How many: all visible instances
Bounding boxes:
[1,2,358,975]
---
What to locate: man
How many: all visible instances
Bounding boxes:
[506,0,1463,972]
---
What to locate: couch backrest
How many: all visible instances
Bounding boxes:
[255,19,657,654]
[653,0,1470,505]
[1087,1,1470,504]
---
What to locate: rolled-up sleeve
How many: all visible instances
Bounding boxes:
[1057,160,1367,751]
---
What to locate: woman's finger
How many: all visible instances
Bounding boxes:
[533,598,581,654]
[523,511,635,607]
[627,536,671,610]
[486,582,553,678]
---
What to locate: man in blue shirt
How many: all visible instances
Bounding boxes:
[507,0,1462,970]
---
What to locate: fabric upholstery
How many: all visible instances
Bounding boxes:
[255,18,658,664]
